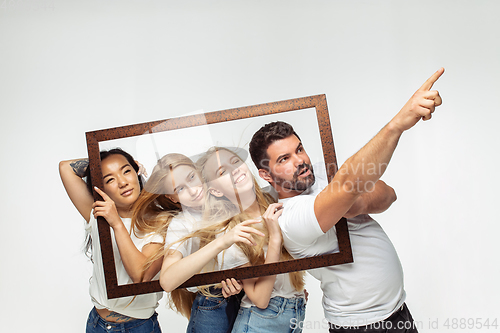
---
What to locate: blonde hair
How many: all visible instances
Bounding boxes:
[131,153,198,237]
[132,153,201,318]
[190,147,305,296]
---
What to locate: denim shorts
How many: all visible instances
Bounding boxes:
[187,293,233,333]
[86,307,162,333]
[231,296,306,333]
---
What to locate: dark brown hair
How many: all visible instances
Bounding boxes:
[249,121,300,170]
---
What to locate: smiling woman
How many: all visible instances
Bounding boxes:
[129,153,210,321]
[99,154,141,216]
[59,148,164,333]
[203,149,255,210]
[191,146,307,333]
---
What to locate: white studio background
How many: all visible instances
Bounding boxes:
[1,1,499,332]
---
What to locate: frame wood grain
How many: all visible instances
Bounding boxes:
[86,94,353,299]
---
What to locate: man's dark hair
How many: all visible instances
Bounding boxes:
[249,121,301,170]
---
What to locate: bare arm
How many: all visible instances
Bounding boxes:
[160,239,230,292]
[239,203,283,309]
[59,158,94,222]
[315,68,444,232]
[343,180,397,218]
[111,219,163,283]
[160,219,265,292]
[113,228,163,283]
[92,186,163,283]
[60,158,162,282]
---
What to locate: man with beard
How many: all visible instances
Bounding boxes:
[249,68,444,333]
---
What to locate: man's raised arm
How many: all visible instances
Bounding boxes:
[315,68,444,232]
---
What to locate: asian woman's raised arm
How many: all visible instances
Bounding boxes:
[59,158,94,222]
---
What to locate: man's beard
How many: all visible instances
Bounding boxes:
[271,162,315,192]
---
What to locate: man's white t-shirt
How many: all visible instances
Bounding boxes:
[278,164,405,326]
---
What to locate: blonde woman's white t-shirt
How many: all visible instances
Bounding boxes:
[165,209,202,258]
[218,234,304,309]
[165,208,213,293]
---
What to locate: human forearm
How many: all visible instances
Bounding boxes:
[315,125,401,229]
[315,68,444,232]
[69,158,89,177]
[59,158,89,176]
[160,236,228,292]
[59,158,93,221]
[161,219,266,291]
[344,68,445,192]
[339,123,402,195]
[362,180,397,214]
[112,224,161,283]
[241,236,281,309]
[343,180,397,218]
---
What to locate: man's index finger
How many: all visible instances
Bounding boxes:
[419,67,445,91]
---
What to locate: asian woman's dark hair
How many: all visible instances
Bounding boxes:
[82,148,143,261]
[83,148,144,194]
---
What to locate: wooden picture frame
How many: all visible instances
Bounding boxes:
[86,94,353,299]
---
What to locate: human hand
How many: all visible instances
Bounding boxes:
[220,219,265,249]
[92,186,123,228]
[135,160,148,178]
[261,203,284,241]
[391,68,444,133]
[221,278,243,298]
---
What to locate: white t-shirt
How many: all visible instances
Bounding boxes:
[85,212,164,319]
[165,208,202,258]
[219,233,304,309]
[164,209,204,293]
[278,164,405,326]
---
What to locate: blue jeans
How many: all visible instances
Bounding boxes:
[231,296,306,333]
[187,292,235,333]
[86,307,162,333]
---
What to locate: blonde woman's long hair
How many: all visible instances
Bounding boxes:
[191,147,305,295]
[131,153,201,319]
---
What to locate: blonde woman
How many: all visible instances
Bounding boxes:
[135,153,245,333]
[162,147,306,333]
